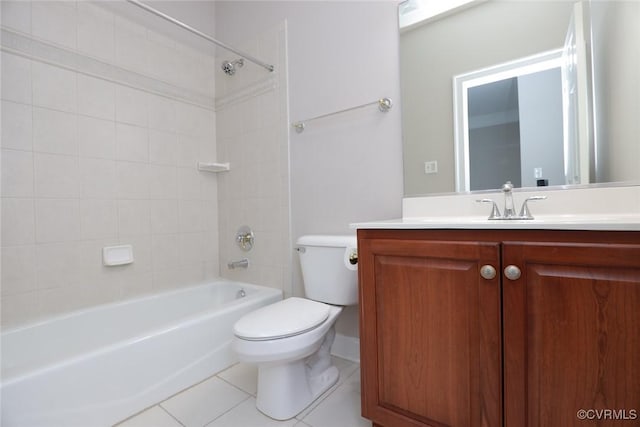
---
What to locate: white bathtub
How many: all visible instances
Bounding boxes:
[1,280,282,427]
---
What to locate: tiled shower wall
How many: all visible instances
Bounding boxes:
[215,23,291,296]
[1,1,220,328]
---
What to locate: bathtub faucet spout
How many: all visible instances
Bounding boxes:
[227,258,249,269]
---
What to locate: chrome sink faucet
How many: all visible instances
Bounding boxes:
[502,181,516,218]
[476,181,547,220]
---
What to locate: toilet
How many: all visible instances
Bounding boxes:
[232,235,358,420]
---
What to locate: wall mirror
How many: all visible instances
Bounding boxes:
[400,0,640,197]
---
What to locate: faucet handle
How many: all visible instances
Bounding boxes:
[476,198,502,220]
[518,196,547,219]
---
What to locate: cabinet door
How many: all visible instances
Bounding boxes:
[503,242,640,427]
[359,237,502,427]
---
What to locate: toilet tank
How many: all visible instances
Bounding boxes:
[296,235,358,306]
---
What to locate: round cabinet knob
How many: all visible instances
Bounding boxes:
[504,265,522,281]
[480,265,497,280]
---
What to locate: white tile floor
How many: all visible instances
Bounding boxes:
[114,357,370,427]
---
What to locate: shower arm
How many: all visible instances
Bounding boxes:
[125,0,275,73]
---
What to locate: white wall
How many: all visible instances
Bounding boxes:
[591,1,640,184]
[215,1,404,340]
[1,1,219,328]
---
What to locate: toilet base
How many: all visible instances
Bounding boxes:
[255,327,339,420]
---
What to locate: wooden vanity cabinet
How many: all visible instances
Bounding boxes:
[357,229,640,427]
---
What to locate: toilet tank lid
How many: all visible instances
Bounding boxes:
[296,234,356,248]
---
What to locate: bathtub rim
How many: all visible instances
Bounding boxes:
[1,279,282,385]
[1,279,278,335]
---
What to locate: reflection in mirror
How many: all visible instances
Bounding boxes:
[400,0,640,197]
[453,50,567,191]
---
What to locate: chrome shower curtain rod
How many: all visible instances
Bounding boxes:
[125,0,275,73]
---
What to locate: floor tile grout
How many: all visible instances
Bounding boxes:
[202,394,253,427]
[118,357,361,427]
[159,404,187,427]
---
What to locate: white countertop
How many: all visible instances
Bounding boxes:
[351,214,640,231]
[352,185,640,231]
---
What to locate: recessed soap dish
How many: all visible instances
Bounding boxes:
[103,245,134,266]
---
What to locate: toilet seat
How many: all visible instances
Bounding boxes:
[234,297,330,341]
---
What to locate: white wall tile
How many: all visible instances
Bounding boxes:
[151,233,181,271]
[149,199,179,234]
[115,85,147,127]
[202,200,219,231]
[1,101,33,151]
[35,198,80,243]
[175,103,215,138]
[114,16,149,74]
[120,271,153,299]
[1,292,40,329]
[117,161,149,199]
[198,133,217,161]
[32,62,77,113]
[35,241,82,290]
[1,245,37,296]
[77,74,116,120]
[1,53,32,104]
[179,232,203,266]
[147,93,176,132]
[148,164,177,199]
[80,158,117,198]
[178,200,203,233]
[80,199,117,240]
[152,265,204,291]
[202,231,219,265]
[78,116,116,159]
[77,1,115,63]
[2,198,35,246]
[178,167,201,200]
[1,0,223,327]
[1,1,32,34]
[38,284,87,318]
[34,153,79,198]
[200,173,218,202]
[33,107,78,155]
[149,129,177,166]
[176,134,200,168]
[116,123,148,162]
[117,199,150,236]
[32,1,77,50]
[146,40,180,87]
[1,149,34,197]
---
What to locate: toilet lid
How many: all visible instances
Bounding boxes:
[234,297,330,341]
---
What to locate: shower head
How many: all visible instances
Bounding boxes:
[221,58,244,76]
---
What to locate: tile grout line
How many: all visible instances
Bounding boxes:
[158,403,187,427]
[201,393,253,427]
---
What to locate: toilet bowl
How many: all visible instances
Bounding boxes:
[232,235,358,420]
